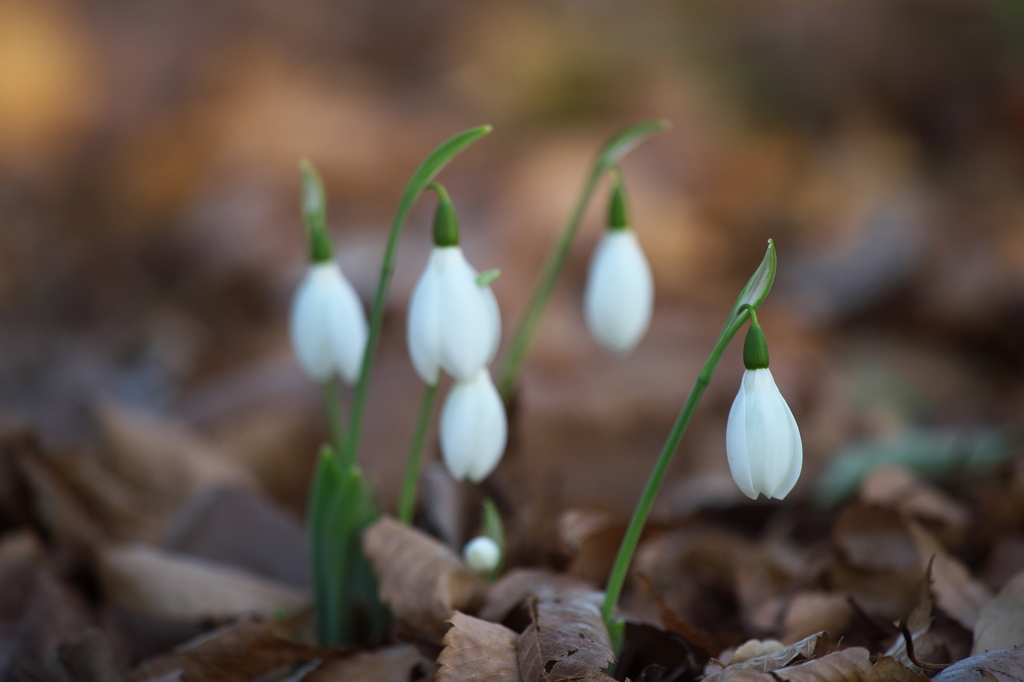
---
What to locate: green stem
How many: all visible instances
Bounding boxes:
[344,125,491,465]
[497,119,670,402]
[600,309,751,626]
[397,383,439,524]
[322,379,346,464]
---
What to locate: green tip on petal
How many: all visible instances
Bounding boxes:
[429,182,460,247]
[743,322,770,370]
[607,168,630,231]
[298,160,332,263]
[476,268,501,288]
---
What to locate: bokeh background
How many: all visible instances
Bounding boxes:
[3,0,1024,517]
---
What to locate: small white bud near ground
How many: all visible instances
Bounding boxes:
[440,369,507,483]
[462,536,501,574]
[290,262,368,383]
[407,246,501,385]
[584,229,654,355]
[726,368,802,500]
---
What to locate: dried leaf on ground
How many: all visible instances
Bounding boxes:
[860,467,969,532]
[516,585,614,682]
[705,632,830,682]
[932,649,1024,682]
[98,545,307,621]
[129,618,329,682]
[363,516,486,639]
[480,569,594,624]
[833,504,919,572]
[972,567,1024,654]
[96,402,257,507]
[886,563,934,668]
[782,592,853,644]
[54,629,124,682]
[16,451,106,555]
[302,644,435,682]
[906,521,992,630]
[436,612,520,682]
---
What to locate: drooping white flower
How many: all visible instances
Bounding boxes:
[290,262,368,383]
[407,245,501,384]
[462,536,501,573]
[726,368,802,500]
[440,369,507,483]
[584,228,654,354]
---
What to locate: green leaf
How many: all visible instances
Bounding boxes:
[476,268,501,288]
[595,119,671,172]
[730,238,777,322]
[346,125,492,466]
[481,498,505,580]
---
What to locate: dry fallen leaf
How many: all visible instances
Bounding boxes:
[98,545,308,621]
[480,568,595,625]
[302,644,436,682]
[972,567,1024,654]
[906,521,992,630]
[436,612,521,682]
[129,618,329,682]
[704,631,830,682]
[516,585,614,682]
[363,516,486,639]
[886,563,935,669]
[932,649,1024,682]
[782,592,853,644]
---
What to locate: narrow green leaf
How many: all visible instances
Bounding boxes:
[347,125,492,466]
[481,498,505,581]
[731,238,777,320]
[476,268,501,288]
[595,119,672,172]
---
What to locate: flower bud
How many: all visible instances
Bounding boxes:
[726,368,802,500]
[584,229,654,354]
[440,369,507,482]
[290,262,368,383]
[462,536,501,574]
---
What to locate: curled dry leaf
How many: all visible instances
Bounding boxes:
[704,631,830,682]
[932,649,1024,682]
[363,516,486,639]
[129,618,330,682]
[860,466,969,532]
[516,585,614,682]
[905,521,992,630]
[886,563,934,670]
[480,568,595,624]
[436,612,520,682]
[98,545,308,621]
[972,567,1024,654]
[782,592,853,644]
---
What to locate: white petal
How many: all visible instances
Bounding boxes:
[407,256,443,385]
[480,283,502,366]
[742,370,799,498]
[463,536,501,573]
[726,377,758,500]
[434,248,496,381]
[583,230,654,354]
[440,370,507,483]
[289,263,367,383]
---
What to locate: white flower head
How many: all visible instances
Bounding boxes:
[584,229,654,355]
[726,367,802,500]
[440,369,507,483]
[290,262,368,384]
[463,535,501,574]
[407,188,501,384]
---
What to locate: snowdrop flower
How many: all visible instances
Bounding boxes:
[726,315,802,500]
[407,187,500,385]
[463,536,501,574]
[289,161,368,384]
[584,177,653,355]
[440,369,507,483]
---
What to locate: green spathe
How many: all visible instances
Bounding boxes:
[299,160,333,263]
[743,322,770,370]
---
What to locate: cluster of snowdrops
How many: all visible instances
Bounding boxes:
[285,122,802,648]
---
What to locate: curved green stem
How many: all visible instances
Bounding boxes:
[600,239,777,629]
[496,119,671,402]
[321,379,346,463]
[345,125,492,465]
[397,383,438,524]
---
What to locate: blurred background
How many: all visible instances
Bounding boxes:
[2,0,1024,517]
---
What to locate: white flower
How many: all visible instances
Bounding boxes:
[407,246,501,384]
[584,229,654,355]
[463,536,501,573]
[726,368,802,500]
[440,369,507,483]
[290,262,368,383]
